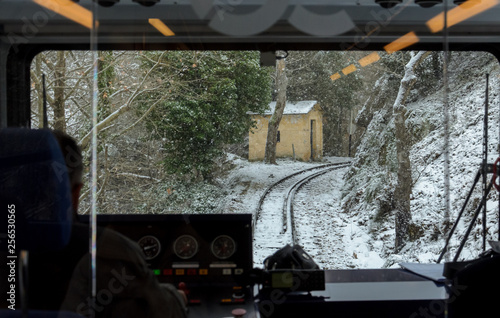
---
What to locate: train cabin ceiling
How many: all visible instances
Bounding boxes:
[0,0,500,51]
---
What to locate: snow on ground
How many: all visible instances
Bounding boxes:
[218,156,387,269]
[293,168,385,269]
[219,156,348,217]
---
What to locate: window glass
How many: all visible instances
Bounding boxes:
[30,49,500,268]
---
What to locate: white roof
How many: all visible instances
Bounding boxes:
[250,100,318,115]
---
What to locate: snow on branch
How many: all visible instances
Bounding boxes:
[117,172,160,182]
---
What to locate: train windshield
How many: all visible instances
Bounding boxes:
[29,48,500,268]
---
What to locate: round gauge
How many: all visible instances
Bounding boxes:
[138,235,161,260]
[211,235,236,259]
[173,235,199,259]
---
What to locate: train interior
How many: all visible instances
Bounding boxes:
[1,0,500,317]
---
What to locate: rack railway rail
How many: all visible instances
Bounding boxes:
[253,161,351,266]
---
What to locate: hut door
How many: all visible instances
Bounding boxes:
[310,120,316,160]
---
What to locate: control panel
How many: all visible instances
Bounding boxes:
[85,214,258,317]
[262,270,325,292]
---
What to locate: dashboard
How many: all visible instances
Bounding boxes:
[85,214,253,285]
[81,214,258,317]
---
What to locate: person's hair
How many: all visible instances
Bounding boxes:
[51,129,83,187]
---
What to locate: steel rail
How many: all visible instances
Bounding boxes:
[252,160,351,266]
[252,161,350,233]
[284,163,351,245]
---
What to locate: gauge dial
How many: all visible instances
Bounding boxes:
[211,235,236,259]
[173,235,199,259]
[138,235,161,260]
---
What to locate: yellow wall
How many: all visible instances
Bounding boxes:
[249,104,323,161]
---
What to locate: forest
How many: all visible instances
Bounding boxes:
[30,50,362,213]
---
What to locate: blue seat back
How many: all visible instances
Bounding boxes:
[0,128,72,252]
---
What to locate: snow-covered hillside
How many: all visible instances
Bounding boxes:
[220,51,500,269]
[405,52,500,263]
[343,52,500,266]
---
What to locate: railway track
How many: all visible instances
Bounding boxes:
[253,161,351,266]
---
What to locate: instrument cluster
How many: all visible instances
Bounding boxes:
[137,233,237,261]
[87,214,253,285]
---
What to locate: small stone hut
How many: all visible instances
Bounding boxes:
[248,100,323,162]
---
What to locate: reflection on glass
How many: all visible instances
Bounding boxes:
[33,0,94,29]
[330,73,341,81]
[359,52,381,67]
[427,0,500,33]
[342,64,357,75]
[384,31,420,54]
[149,19,175,37]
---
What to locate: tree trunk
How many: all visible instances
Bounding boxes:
[98,51,114,121]
[393,51,430,252]
[394,109,412,252]
[264,53,287,164]
[34,55,44,127]
[338,106,344,156]
[53,51,66,131]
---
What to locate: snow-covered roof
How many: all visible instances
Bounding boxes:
[249,100,319,115]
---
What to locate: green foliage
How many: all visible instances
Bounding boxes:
[139,51,272,179]
[287,51,362,109]
[286,51,363,155]
[411,51,443,101]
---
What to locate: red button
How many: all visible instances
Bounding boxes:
[189,299,201,305]
[163,269,173,275]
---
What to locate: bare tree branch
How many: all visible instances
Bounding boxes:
[79,52,167,149]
